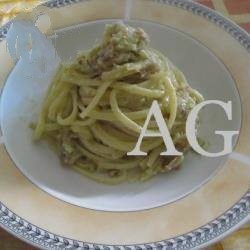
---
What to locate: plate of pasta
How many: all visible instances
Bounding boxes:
[0,0,249,249]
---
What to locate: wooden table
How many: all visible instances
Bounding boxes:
[0,227,36,250]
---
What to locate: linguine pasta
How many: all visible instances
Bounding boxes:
[33,23,204,184]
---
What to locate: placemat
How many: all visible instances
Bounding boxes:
[0,1,249,249]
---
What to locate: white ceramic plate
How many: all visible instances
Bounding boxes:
[0,1,249,249]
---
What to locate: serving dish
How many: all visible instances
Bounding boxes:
[0,0,249,249]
